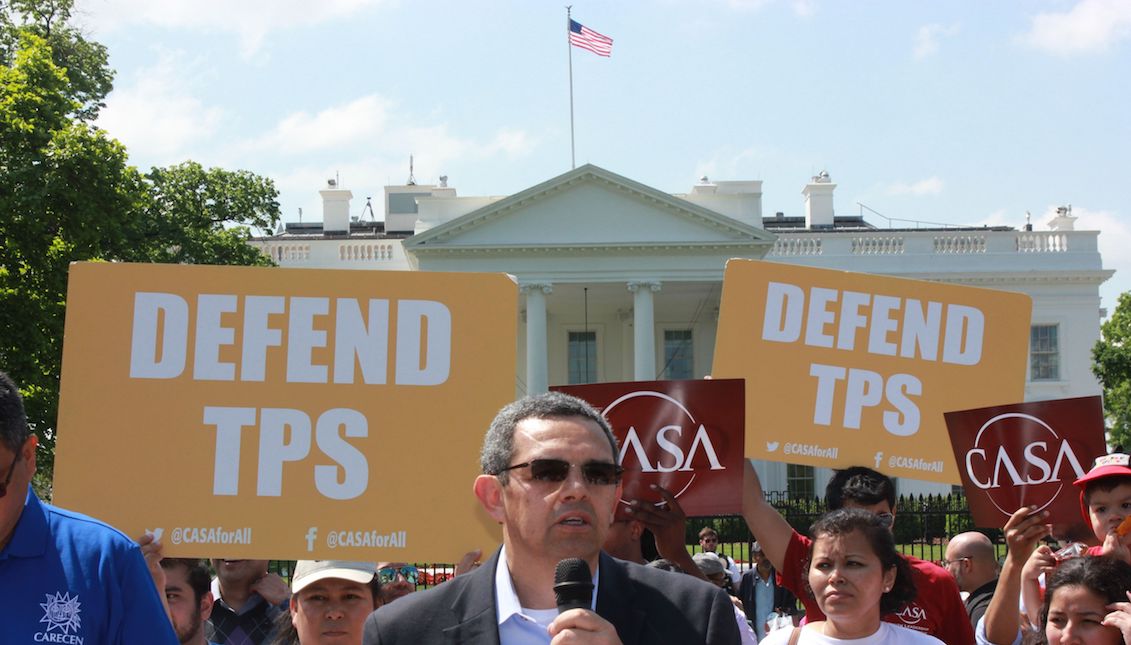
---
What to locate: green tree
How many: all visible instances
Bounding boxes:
[0,16,279,495]
[1,0,114,121]
[1094,292,1131,449]
[129,162,278,267]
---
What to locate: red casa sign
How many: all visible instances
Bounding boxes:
[553,379,745,517]
[945,396,1106,529]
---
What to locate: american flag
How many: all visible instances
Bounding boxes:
[569,19,613,57]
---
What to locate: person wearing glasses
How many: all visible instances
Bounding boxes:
[699,526,741,586]
[942,532,1000,630]
[742,463,973,644]
[373,563,417,605]
[373,549,481,606]
[363,391,741,644]
[0,371,178,644]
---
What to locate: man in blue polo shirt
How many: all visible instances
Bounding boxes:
[0,370,177,644]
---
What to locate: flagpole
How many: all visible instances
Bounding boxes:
[566,5,576,169]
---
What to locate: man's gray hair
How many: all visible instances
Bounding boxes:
[0,371,30,453]
[480,392,618,482]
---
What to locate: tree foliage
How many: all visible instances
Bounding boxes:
[1094,292,1131,450]
[0,0,114,121]
[0,7,279,494]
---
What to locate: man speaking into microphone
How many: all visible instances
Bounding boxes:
[363,392,740,644]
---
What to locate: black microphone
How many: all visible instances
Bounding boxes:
[553,558,594,614]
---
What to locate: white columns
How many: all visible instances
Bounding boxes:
[522,282,552,394]
[627,281,661,380]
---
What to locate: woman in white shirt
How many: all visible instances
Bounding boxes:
[762,509,942,645]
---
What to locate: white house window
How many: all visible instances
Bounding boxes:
[662,329,694,380]
[787,464,816,500]
[1030,324,1060,381]
[568,331,597,384]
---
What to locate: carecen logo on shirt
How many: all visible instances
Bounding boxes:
[37,591,83,642]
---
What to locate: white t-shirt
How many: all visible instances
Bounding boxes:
[761,622,945,645]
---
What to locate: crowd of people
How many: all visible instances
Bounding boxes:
[5,366,1131,644]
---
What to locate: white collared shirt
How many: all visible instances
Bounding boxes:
[495,546,599,645]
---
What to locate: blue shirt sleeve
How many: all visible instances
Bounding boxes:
[117,545,179,644]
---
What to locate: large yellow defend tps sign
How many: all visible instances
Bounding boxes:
[54,263,514,560]
[713,260,1031,484]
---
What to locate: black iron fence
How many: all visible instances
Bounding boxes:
[688,491,1002,566]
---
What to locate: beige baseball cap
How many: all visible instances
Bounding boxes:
[291,560,377,593]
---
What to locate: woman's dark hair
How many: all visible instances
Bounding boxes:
[806,508,916,616]
[268,578,381,645]
[1039,556,1131,632]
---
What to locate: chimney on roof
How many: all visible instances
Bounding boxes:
[321,178,353,234]
[803,171,836,228]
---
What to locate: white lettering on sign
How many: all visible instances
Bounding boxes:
[966,440,1086,490]
[128,293,451,385]
[761,281,984,366]
[204,406,369,500]
[809,364,923,436]
[619,424,726,473]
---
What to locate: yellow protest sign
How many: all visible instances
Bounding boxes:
[54,262,513,560]
[713,259,1030,483]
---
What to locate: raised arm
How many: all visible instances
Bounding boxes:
[740,460,794,572]
[984,507,1049,645]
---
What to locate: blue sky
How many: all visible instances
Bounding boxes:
[77,0,1129,313]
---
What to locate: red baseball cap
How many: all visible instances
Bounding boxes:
[1074,453,1131,488]
[1074,454,1131,523]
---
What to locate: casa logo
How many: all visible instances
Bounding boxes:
[896,602,927,626]
[604,390,726,507]
[964,413,1087,516]
[36,591,83,643]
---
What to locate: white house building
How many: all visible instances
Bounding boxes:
[252,164,1113,498]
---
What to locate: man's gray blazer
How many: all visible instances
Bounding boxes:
[362,548,742,644]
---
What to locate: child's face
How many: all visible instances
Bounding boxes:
[1086,482,1131,540]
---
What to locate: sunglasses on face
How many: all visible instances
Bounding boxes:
[0,449,21,499]
[498,459,623,486]
[876,512,894,529]
[377,565,418,585]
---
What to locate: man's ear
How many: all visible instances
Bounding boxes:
[22,434,37,475]
[200,591,215,621]
[473,475,506,524]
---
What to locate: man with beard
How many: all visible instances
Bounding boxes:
[162,558,220,645]
[373,563,418,607]
[207,558,291,644]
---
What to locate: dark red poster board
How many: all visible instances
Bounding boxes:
[944,396,1106,533]
[553,379,745,518]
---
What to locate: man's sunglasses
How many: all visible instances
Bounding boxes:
[0,449,21,499]
[498,459,623,486]
[377,565,418,585]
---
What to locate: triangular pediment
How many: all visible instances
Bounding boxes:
[405,164,775,252]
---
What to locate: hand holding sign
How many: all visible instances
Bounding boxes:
[626,485,686,559]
